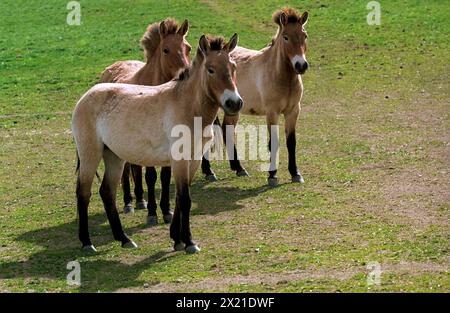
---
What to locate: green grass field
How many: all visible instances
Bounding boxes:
[0,0,449,292]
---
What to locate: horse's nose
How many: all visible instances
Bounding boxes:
[295,61,308,74]
[225,98,243,112]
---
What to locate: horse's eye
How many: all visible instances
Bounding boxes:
[163,48,169,54]
[207,68,215,75]
[283,35,288,42]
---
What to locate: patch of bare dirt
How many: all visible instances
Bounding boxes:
[115,261,448,293]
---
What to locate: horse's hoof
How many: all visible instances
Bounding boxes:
[146,215,158,226]
[163,212,173,224]
[292,174,305,184]
[122,240,138,249]
[136,200,147,210]
[123,204,134,214]
[185,245,201,254]
[205,173,218,182]
[81,245,97,253]
[236,169,249,177]
[174,243,185,251]
[268,177,278,187]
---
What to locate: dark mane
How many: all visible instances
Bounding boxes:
[175,35,227,83]
[208,36,226,51]
[272,7,302,26]
[140,18,180,61]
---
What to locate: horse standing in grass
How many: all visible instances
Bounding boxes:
[72,34,242,253]
[202,8,309,186]
[101,18,191,224]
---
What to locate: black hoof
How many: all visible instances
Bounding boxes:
[185,244,201,254]
[205,173,218,182]
[174,242,185,251]
[123,204,134,214]
[81,244,97,253]
[146,215,158,226]
[136,200,147,210]
[268,177,278,187]
[163,211,173,224]
[236,169,249,177]
[292,174,305,184]
[122,240,138,248]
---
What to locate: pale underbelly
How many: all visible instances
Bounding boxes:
[108,141,171,167]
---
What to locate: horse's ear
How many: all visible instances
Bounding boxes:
[224,33,238,53]
[159,20,168,38]
[198,35,209,55]
[178,19,189,36]
[279,12,288,26]
[300,11,309,26]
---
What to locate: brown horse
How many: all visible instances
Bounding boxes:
[101,19,191,224]
[72,34,242,253]
[202,8,309,186]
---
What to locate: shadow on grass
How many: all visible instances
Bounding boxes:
[1,182,271,291]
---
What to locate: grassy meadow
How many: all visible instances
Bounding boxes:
[0,0,449,292]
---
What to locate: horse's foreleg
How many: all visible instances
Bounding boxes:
[267,111,280,187]
[201,116,220,181]
[171,161,200,254]
[101,148,137,248]
[121,163,133,213]
[160,166,173,224]
[144,166,158,225]
[131,164,147,210]
[223,113,248,177]
[284,107,304,183]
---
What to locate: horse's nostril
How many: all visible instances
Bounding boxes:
[238,98,243,110]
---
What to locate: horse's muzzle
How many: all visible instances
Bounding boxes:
[224,98,243,115]
[295,61,309,75]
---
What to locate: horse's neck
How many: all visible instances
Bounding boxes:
[262,41,296,82]
[180,67,218,126]
[133,56,166,85]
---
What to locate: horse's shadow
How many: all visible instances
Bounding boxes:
[1,180,270,291]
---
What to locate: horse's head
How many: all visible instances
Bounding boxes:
[273,8,309,75]
[197,34,243,116]
[159,19,192,78]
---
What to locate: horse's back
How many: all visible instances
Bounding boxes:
[100,60,145,83]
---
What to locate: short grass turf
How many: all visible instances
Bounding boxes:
[0,0,449,292]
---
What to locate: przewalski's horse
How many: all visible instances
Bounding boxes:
[101,19,191,224]
[72,34,242,253]
[202,8,309,186]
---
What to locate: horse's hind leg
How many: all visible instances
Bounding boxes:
[145,166,158,226]
[121,163,134,214]
[160,166,173,224]
[131,165,147,210]
[77,151,102,252]
[101,148,137,248]
[223,113,249,177]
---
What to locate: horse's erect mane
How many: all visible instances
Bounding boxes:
[272,7,302,26]
[175,35,227,83]
[140,18,180,61]
[208,36,226,51]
